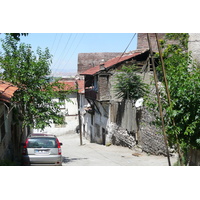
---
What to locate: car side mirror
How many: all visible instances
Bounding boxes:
[60,143,63,146]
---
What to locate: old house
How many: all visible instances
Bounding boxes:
[79,49,151,145]
[33,78,84,136]
[0,81,27,163]
[78,33,170,156]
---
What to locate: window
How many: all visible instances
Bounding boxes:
[94,76,98,91]
[27,138,57,148]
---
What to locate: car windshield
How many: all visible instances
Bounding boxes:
[27,137,57,148]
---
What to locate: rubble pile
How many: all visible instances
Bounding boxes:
[110,123,136,149]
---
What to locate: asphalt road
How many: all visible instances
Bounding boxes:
[57,133,178,166]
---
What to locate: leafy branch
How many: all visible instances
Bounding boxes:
[147,33,200,165]
[0,35,75,130]
[114,65,149,101]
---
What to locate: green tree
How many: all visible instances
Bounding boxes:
[0,35,75,130]
[0,33,28,41]
[6,33,28,41]
[148,33,200,165]
[114,65,149,101]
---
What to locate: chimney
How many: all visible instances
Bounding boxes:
[100,59,105,70]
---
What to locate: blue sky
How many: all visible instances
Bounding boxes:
[0,33,138,75]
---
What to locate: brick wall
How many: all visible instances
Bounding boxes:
[137,33,166,52]
[78,52,122,74]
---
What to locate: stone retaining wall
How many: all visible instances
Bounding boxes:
[109,100,167,155]
[140,107,167,156]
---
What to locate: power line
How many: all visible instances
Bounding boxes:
[52,33,63,60]
[62,33,85,72]
[117,33,137,63]
[50,33,58,52]
[56,33,78,69]
[51,33,136,76]
[52,34,77,76]
[52,34,72,68]
[52,33,80,76]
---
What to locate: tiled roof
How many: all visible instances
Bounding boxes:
[0,81,18,103]
[59,81,76,90]
[81,65,100,76]
[58,80,85,94]
[77,80,85,94]
[80,49,148,76]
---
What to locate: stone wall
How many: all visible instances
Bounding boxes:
[108,99,167,155]
[137,33,178,53]
[140,107,167,156]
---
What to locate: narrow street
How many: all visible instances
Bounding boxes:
[57,133,178,166]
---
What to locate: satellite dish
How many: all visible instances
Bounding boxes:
[135,98,144,108]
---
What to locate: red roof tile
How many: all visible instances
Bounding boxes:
[77,79,84,94]
[58,80,85,94]
[0,81,18,103]
[80,50,148,75]
[81,65,100,76]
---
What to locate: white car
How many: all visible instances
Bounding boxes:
[22,134,63,166]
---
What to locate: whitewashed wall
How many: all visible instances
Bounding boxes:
[188,33,200,65]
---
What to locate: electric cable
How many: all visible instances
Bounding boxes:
[51,33,135,76]
[52,33,80,76]
[117,33,137,63]
[61,33,85,73]
[50,33,58,52]
[52,34,77,76]
[52,34,72,69]
[51,33,64,69]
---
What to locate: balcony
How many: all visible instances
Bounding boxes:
[85,88,98,100]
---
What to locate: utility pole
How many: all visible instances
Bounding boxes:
[76,80,83,145]
[155,33,183,165]
[147,33,171,166]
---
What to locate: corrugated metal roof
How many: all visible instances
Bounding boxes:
[80,49,148,76]
[0,81,18,103]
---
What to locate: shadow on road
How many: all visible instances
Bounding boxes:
[62,156,88,164]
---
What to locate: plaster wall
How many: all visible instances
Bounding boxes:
[83,102,109,144]
[188,33,200,65]
[0,105,12,160]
